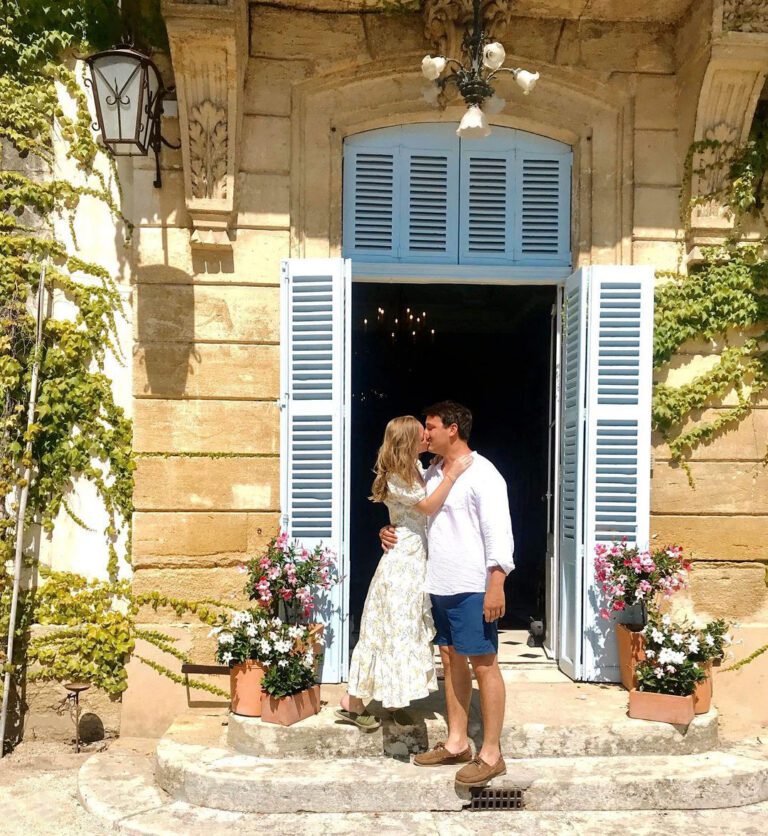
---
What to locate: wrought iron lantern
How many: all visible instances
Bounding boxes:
[421,0,540,138]
[85,40,178,187]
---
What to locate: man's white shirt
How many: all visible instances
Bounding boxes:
[424,451,515,595]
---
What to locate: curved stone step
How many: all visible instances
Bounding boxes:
[220,704,719,759]
[155,736,768,814]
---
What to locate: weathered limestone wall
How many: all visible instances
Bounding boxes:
[124,1,767,731]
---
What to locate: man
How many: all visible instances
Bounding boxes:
[380,400,514,787]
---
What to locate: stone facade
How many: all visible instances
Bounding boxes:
[119,0,768,732]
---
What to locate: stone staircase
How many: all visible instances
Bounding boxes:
[77,681,768,833]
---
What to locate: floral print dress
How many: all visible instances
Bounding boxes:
[347,468,438,708]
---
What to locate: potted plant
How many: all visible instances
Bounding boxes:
[244,532,339,629]
[259,625,322,727]
[687,618,732,713]
[211,609,271,717]
[629,614,707,725]
[595,541,691,689]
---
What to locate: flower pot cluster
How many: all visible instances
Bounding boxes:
[210,532,338,726]
[595,541,731,726]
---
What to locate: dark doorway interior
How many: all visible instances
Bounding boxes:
[350,283,555,641]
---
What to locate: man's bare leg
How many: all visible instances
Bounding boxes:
[440,645,473,753]
[470,652,505,763]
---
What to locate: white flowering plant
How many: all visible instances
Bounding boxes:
[211,611,321,681]
[635,613,731,696]
[210,609,271,668]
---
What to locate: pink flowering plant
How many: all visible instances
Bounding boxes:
[595,541,691,622]
[244,532,339,622]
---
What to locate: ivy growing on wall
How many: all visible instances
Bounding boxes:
[0,1,229,729]
[652,106,768,473]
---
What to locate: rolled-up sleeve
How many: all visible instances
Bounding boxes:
[474,471,515,574]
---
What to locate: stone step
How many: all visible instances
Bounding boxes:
[154,735,768,813]
[184,701,719,760]
[77,748,768,835]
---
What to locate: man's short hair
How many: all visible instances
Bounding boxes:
[423,400,473,441]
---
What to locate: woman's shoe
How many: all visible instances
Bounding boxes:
[334,708,382,732]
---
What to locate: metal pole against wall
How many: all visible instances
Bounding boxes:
[0,264,46,757]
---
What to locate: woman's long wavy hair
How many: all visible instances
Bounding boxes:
[369,415,422,503]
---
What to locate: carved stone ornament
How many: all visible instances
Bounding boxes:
[723,0,768,33]
[422,0,514,59]
[162,0,247,250]
[188,100,228,200]
[692,123,739,219]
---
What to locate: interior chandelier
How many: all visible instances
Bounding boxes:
[421,0,539,138]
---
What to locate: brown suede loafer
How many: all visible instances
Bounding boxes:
[413,742,472,767]
[454,754,507,787]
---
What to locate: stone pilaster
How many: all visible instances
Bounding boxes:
[688,2,768,256]
[162,0,248,249]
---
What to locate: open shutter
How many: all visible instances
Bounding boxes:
[581,266,654,682]
[558,268,587,680]
[459,134,514,264]
[281,258,351,682]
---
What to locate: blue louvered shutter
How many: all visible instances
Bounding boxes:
[558,268,587,681]
[281,258,351,682]
[400,127,459,262]
[514,142,571,266]
[581,266,654,682]
[343,144,399,261]
[459,134,514,264]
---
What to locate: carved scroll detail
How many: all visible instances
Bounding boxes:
[723,1,768,33]
[422,0,514,58]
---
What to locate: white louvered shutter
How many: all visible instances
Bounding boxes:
[281,259,351,683]
[581,266,654,682]
[459,134,514,264]
[514,147,571,265]
[558,268,587,680]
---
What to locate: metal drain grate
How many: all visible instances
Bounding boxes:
[468,787,525,811]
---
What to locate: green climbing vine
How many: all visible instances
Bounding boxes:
[0,1,227,720]
[652,105,768,472]
[653,102,768,671]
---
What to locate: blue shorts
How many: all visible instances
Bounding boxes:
[430,592,498,656]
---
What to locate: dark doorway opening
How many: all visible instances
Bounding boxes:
[350,282,556,642]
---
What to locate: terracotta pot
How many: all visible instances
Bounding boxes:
[628,689,695,726]
[616,623,646,691]
[230,660,265,717]
[693,661,713,714]
[261,684,321,727]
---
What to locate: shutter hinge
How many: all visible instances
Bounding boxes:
[279,394,289,411]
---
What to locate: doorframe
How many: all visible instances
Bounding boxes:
[345,268,566,677]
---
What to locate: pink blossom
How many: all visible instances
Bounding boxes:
[599,608,611,620]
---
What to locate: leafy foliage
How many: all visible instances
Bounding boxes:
[1,562,231,698]
[652,110,768,475]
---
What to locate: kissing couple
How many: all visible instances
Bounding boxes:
[336,400,515,787]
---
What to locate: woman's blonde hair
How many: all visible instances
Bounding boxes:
[370,415,422,503]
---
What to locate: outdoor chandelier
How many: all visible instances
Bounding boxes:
[421,0,539,138]
[85,38,178,188]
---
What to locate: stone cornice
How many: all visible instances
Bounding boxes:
[162,0,248,250]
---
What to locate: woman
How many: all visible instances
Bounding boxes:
[336,415,472,729]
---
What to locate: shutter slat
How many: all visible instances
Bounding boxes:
[281,259,350,683]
